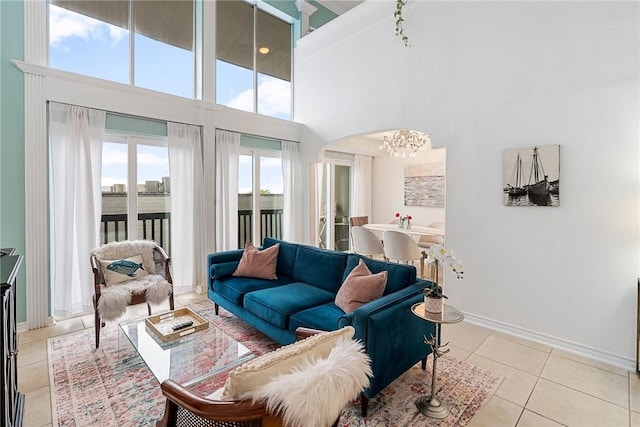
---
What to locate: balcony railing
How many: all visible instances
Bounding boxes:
[238,209,283,248]
[100,212,171,253]
[101,209,283,253]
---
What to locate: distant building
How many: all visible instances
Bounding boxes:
[145,181,160,193]
[137,183,146,193]
[111,184,126,193]
[162,176,170,193]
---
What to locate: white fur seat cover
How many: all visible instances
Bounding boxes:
[250,338,372,427]
[92,240,172,321]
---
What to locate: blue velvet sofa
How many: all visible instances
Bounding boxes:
[207,237,436,416]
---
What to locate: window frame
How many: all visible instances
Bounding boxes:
[238,146,283,248]
[103,132,169,242]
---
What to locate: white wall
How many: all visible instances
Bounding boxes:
[295,1,639,368]
[372,148,446,226]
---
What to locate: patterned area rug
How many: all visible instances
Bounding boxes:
[48,299,502,427]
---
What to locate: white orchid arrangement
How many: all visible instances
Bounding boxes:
[423,244,464,299]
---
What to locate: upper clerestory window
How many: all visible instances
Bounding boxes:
[49,0,195,99]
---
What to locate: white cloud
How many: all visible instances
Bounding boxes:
[102,146,127,165]
[49,5,127,46]
[226,77,291,118]
[226,88,254,113]
[138,152,169,167]
[256,78,291,118]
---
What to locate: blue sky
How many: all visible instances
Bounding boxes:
[50,4,288,193]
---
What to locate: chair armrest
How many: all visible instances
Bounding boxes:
[158,380,270,425]
[153,245,173,283]
[90,255,105,296]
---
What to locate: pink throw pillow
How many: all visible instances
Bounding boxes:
[232,242,279,280]
[335,259,387,313]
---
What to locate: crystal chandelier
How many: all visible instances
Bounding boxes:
[380,130,431,157]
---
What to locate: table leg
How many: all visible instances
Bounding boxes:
[416,324,450,418]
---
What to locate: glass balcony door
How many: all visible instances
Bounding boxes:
[237,149,283,249]
[314,161,351,251]
[101,134,171,252]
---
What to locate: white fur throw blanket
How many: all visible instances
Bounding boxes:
[250,339,372,427]
[97,275,172,321]
[92,240,171,321]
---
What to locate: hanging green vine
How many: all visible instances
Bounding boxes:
[394,0,410,47]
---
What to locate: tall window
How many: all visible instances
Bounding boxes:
[101,135,172,253]
[49,0,195,98]
[216,2,292,120]
[237,150,283,248]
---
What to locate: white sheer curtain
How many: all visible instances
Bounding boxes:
[281,141,303,242]
[215,129,240,251]
[49,102,105,318]
[351,154,373,219]
[168,123,205,292]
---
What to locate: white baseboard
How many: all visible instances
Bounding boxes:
[463,312,636,372]
[17,316,55,334]
[17,322,28,334]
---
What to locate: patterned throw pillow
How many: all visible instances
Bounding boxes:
[232,242,279,280]
[335,259,387,313]
[99,254,149,286]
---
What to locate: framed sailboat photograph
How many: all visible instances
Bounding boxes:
[503,144,560,207]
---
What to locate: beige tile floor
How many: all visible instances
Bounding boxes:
[18,293,640,427]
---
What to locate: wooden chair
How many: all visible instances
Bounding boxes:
[156,328,362,427]
[90,240,175,348]
[348,216,369,227]
[156,384,284,427]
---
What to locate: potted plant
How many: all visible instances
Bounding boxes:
[423,244,463,313]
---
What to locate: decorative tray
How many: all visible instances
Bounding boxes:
[145,307,209,342]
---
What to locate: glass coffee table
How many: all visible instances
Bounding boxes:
[119,313,254,390]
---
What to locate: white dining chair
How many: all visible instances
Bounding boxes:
[352,226,386,259]
[382,230,425,277]
[417,221,445,250]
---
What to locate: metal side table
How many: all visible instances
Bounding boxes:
[411,302,464,419]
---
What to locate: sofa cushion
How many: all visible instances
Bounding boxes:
[233,242,279,280]
[263,237,299,279]
[214,276,292,305]
[221,326,356,401]
[244,282,336,329]
[288,303,347,333]
[344,255,416,295]
[335,259,387,313]
[293,246,348,292]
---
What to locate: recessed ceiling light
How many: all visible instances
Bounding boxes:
[258,47,270,54]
